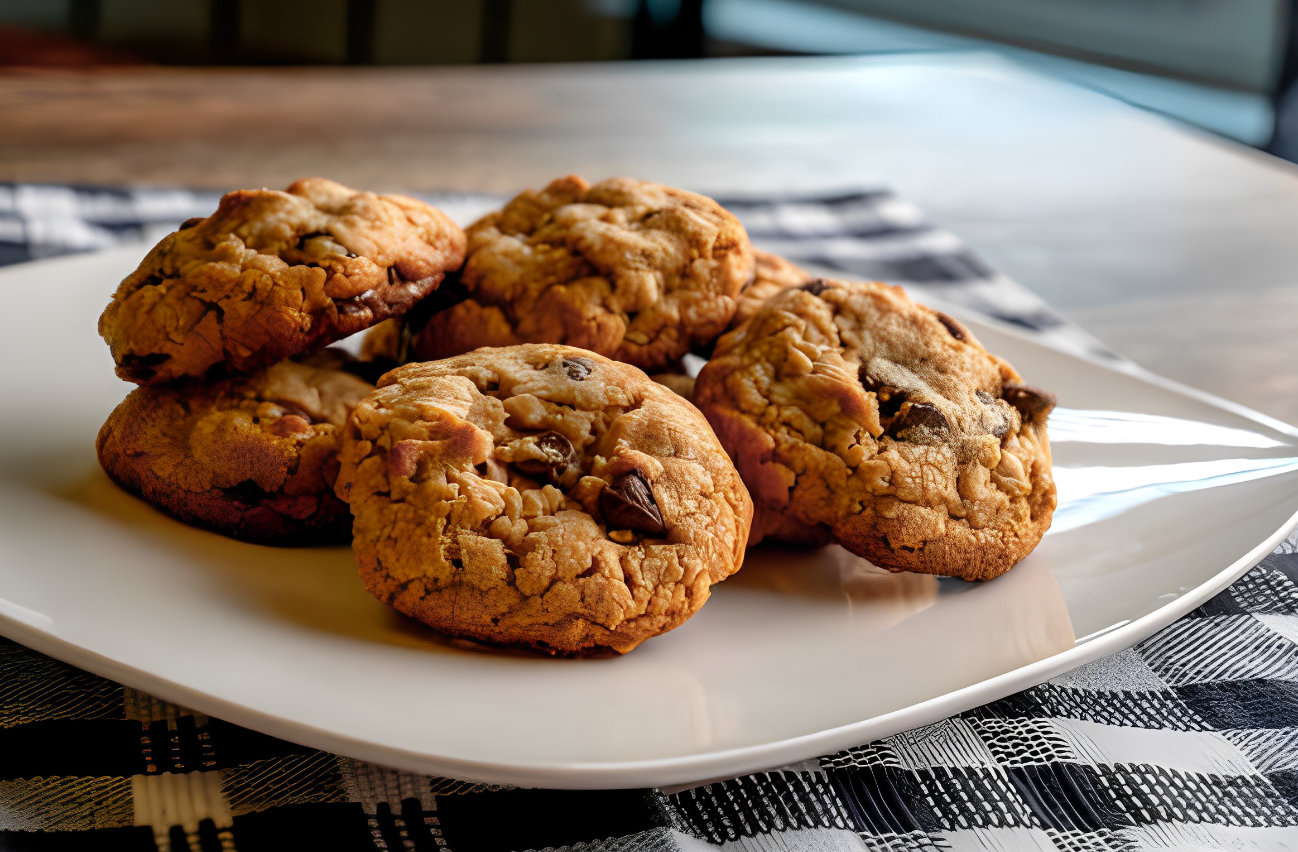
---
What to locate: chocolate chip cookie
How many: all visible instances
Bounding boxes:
[650,370,696,401]
[97,355,374,544]
[730,249,814,329]
[411,176,755,372]
[695,279,1055,581]
[99,178,466,384]
[334,344,754,654]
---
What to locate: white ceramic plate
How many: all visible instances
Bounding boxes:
[2,247,1298,789]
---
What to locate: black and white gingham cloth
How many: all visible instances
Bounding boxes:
[3,184,1298,852]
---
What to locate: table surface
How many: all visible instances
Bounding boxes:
[4,53,1297,423]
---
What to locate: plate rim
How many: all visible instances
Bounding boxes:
[2,249,1297,788]
[4,500,1295,790]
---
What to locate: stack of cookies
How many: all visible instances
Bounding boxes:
[96,174,1056,656]
[96,178,466,544]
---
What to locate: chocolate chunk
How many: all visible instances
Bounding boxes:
[561,357,595,381]
[859,368,906,421]
[933,311,968,342]
[337,288,381,318]
[800,279,832,296]
[178,217,204,231]
[1002,382,1056,421]
[512,431,579,485]
[599,470,666,536]
[976,390,994,405]
[891,401,949,441]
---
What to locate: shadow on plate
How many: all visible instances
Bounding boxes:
[47,464,1074,667]
[47,466,515,655]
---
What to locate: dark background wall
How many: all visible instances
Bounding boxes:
[2,0,1297,161]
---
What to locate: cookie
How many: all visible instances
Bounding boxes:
[730,249,813,329]
[694,278,1055,581]
[411,176,754,372]
[334,344,754,654]
[97,355,374,544]
[359,318,403,365]
[650,370,696,401]
[99,178,467,384]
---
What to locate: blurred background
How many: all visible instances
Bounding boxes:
[2,0,1297,162]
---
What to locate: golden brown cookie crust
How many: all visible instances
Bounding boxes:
[334,344,754,655]
[694,279,1055,581]
[97,357,374,544]
[730,249,814,329]
[412,176,754,372]
[99,178,467,384]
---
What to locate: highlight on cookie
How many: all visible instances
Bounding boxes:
[411,175,756,372]
[332,344,754,655]
[694,277,1056,581]
[98,178,467,385]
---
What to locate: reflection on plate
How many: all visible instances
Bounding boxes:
[1,248,1297,788]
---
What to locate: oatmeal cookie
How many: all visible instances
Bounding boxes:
[411,176,754,372]
[650,370,696,401]
[695,279,1055,581]
[97,355,373,544]
[730,249,814,329]
[334,344,753,654]
[360,318,404,365]
[99,178,467,384]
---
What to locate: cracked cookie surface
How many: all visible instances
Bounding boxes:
[411,176,754,372]
[97,354,374,544]
[694,279,1055,581]
[99,178,466,384]
[334,344,753,655]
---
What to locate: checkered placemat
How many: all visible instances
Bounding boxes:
[3,183,1298,851]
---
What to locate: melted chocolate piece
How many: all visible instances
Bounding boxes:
[561,357,595,381]
[890,401,949,441]
[800,279,832,296]
[599,470,666,536]
[1002,382,1056,421]
[178,217,204,230]
[512,431,579,485]
[933,311,968,342]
